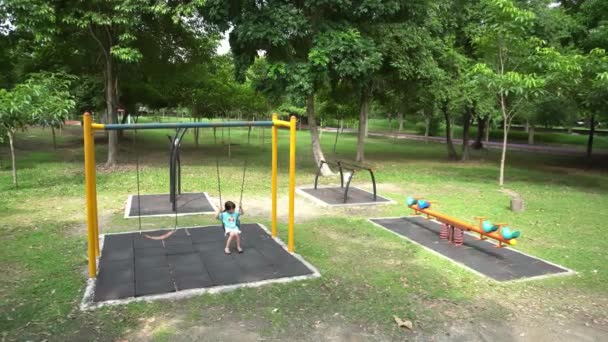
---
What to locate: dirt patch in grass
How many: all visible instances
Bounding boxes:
[121,310,392,342]
[67,212,113,237]
[0,263,31,299]
[223,195,331,223]
[499,188,521,198]
[421,315,608,342]
[376,182,406,195]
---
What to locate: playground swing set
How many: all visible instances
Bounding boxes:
[130,127,250,241]
[82,113,299,279]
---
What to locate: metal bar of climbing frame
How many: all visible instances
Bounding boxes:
[176,128,187,199]
[168,135,176,210]
[97,121,275,131]
[337,161,344,188]
[314,160,327,190]
[343,168,357,203]
[288,115,296,252]
[336,159,377,201]
[370,169,377,201]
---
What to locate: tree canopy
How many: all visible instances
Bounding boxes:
[1,0,607,185]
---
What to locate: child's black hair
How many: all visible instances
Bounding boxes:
[224,201,236,211]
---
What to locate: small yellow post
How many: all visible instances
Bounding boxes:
[288,115,296,252]
[83,113,97,278]
[271,114,278,237]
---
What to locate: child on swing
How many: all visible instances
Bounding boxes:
[216,201,244,254]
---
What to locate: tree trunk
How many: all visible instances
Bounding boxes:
[319,118,324,139]
[356,91,370,163]
[473,115,486,149]
[7,130,17,188]
[333,123,340,153]
[461,106,473,161]
[499,120,508,186]
[221,122,225,144]
[567,126,572,134]
[484,118,490,142]
[442,103,458,160]
[118,110,129,139]
[105,57,118,166]
[449,116,455,140]
[307,94,332,175]
[194,127,200,148]
[364,115,369,138]
[528,125,535,145]
[499,96,508,187]
[524,120,529,133]
[587,114,595,159]
[51,126,57,150]
[398,112,404,132]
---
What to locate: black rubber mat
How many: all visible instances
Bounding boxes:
[93,224,315,302]
[370,216,571,281]
[299,187,391,205]
[126,193,215,217]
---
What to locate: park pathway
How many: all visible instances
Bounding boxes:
[321,127,608,157]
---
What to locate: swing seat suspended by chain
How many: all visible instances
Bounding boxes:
[144,230,177,241]
[217,156,248,234]
[138,127,184,241]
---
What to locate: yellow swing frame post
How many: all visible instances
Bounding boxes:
[83,112,297,278]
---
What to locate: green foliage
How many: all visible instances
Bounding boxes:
[533,97,578,127]
[310,28,382,85]
[0,72,76,133]
[469,0,550,117]
[185,56,268,119]
[29,73,77,129]
[576,0,608,51]
[470,64,545,99]
[579,48,608,117]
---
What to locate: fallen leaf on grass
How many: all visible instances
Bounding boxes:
[393,315,413,330]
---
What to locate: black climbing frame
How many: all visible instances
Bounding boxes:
[370,216,572,281]
[169,128,188,212]
[92,224,317,303]
[314,159,378,204]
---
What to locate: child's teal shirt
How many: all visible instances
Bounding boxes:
[219,211,240,231]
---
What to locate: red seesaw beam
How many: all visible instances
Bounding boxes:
[409,204,516,246]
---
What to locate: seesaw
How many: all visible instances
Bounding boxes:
[406,197,521,248]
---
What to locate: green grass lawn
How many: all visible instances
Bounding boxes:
[1,125,607,340]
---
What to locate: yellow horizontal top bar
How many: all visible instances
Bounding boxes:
[91,123,105,130]
[273,119,291,128]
